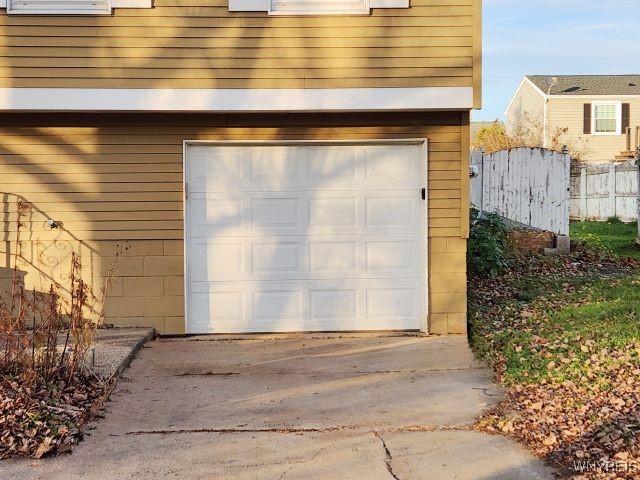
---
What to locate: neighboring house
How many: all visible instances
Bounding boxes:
[0,0,481,336]
[506,75,640,163]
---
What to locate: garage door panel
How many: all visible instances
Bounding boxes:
[249,146,305,183]
[364,145,421,185]
[366,287,418,321]
[190,234,419,282]
[308,146,358,182]
[192,191,420,237]
[190,240,246,281]
[308,241,357,272]
[364,240,418,273]
[190,194,245,231]
[187,144,424,193]
[188,279,420,333]
[251,197,302,228]
[309,288,358,321]
[189,147,248,187]
[252,241,303,274]
[186,143,426,333]
[308,197,357,228]
[365,196,418,228]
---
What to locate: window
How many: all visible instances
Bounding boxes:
[269,0,368,15]
[593,102,621,135]
[229,0,408,14]
[3,0,151,14]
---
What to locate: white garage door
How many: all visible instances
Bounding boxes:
[185,141,427,333]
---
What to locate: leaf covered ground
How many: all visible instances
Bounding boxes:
[0,371,109,459]
[470,244,640,479]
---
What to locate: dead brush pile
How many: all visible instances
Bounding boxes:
[0,202,121,459]
[470,246,640,479]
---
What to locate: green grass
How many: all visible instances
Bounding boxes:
[570,219,640,259]
[471,273,640,387]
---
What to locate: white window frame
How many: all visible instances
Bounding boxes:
[592,101,622,136]
[268,0,368,15]
[229,0,408,14]
[2,0,151,14]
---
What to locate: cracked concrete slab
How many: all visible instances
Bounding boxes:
[3,335,554,479]
[380,430,555,480]
[5,431,392,480]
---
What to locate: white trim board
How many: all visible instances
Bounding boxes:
[504,77,547,116]
[0,87,474,112]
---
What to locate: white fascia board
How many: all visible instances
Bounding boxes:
[504,76,547,116]
[0,87,474,112]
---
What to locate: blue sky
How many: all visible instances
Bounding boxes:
[475,0,640,121]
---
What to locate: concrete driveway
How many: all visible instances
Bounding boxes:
[5,334,554,479]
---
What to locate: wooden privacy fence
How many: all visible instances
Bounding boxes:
[471,148,570,236]
[570,161,639,223]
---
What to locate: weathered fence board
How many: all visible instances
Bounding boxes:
[471,148,570,236]
[570,162,639,223]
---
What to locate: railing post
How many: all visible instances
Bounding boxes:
[609,163,617,219]
[580,166,587,221]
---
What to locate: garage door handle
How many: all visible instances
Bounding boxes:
[421,188,426,200]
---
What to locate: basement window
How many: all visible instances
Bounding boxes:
[593,102,621,135]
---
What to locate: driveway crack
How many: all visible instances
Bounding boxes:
[374,431,400,480]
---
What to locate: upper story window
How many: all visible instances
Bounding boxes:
[229,0,408,14]
[592,102,621,135]
[4,0,150,14]
[270,0,367,15]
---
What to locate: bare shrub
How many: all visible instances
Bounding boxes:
[0,201,125,458]
[0,201,123,382]
[473,114,591,160]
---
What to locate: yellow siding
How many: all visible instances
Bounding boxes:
[506,79,545,142]
[0,111,468,335]
[547,97,640,163]
[0,0,481,91]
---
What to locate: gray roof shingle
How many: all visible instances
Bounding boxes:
[526,75,640,96]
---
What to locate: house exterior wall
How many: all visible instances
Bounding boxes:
[506,80,545,143]
[547,96,640,163]
[0,111,469,335]
[0,0,481,99]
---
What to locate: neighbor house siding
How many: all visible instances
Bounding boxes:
[506,80,545,143]
[0,0,481,93]
[547,97,640,163]
[0,111,468,335]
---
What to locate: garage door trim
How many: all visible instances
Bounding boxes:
[182,138,429,334]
